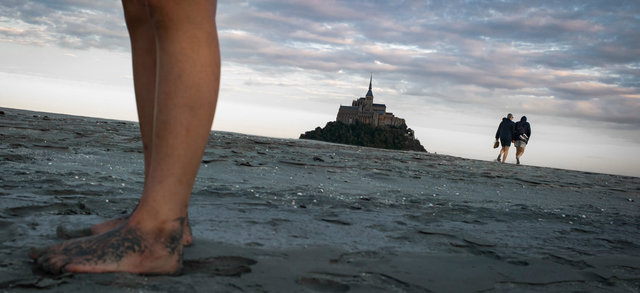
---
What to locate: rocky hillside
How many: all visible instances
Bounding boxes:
[300,121,427,152]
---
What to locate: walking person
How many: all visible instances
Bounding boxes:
[514,116,531,165]
[495,113,515,163]
[29,0,220,274]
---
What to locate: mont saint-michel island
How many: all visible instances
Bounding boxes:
[300,76,427,152]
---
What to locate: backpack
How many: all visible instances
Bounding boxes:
[516,122,526,135]
[516,122,529,142]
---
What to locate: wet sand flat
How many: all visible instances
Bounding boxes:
[1,107,639,292]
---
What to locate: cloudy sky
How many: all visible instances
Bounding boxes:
[1,0,639,177]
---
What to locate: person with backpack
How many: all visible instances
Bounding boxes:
[514,116,531,165]
[495,113,515,163]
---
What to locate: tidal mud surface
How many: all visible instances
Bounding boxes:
[1,108,639,292]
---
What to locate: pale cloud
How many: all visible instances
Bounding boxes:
[0,0,126,50]
[1,0,639,125]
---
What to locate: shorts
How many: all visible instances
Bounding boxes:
[514,140,527,148]
[500,139,511,147]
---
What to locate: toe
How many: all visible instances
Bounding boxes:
[56,225,68,239]
[42,254,69,275]
[28,246,48,259]
[57,225,92,239]
[56,225,73,239]
[36,252,49,265]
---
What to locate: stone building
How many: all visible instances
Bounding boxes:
[336,76,406,128]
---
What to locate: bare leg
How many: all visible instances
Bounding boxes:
[501,146,510,163]
[517,147,525,158]
[126,0,157,173]
[57,0,192,245]
[31,0,219,274]
[516,146,525,164]
[497,145,505,162]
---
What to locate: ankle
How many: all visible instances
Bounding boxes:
[127,213,183,239]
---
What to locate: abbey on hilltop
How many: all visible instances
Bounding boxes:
[336,75,405,128]
[299,75,426,152]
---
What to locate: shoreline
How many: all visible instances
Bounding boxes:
[2,106,637,179]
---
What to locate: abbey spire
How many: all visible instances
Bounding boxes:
[365,73,373,98]
[336,74,405,128]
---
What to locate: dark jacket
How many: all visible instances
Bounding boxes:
[515,116,531,142]
[495,117,515,142]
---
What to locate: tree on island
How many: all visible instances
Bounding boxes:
[299,121,427,152]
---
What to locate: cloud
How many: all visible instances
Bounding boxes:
[0,0,127,50]
[1,0,639,125]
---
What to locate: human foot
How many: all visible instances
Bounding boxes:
[56,216,128,239]
[31,218,185,275]
[57,215,193,246]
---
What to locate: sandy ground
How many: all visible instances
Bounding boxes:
[1,107,639,292]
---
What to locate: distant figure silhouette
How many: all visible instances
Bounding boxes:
[514,116,531,164]
[495,113,515,163]
[30,0,220,274]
